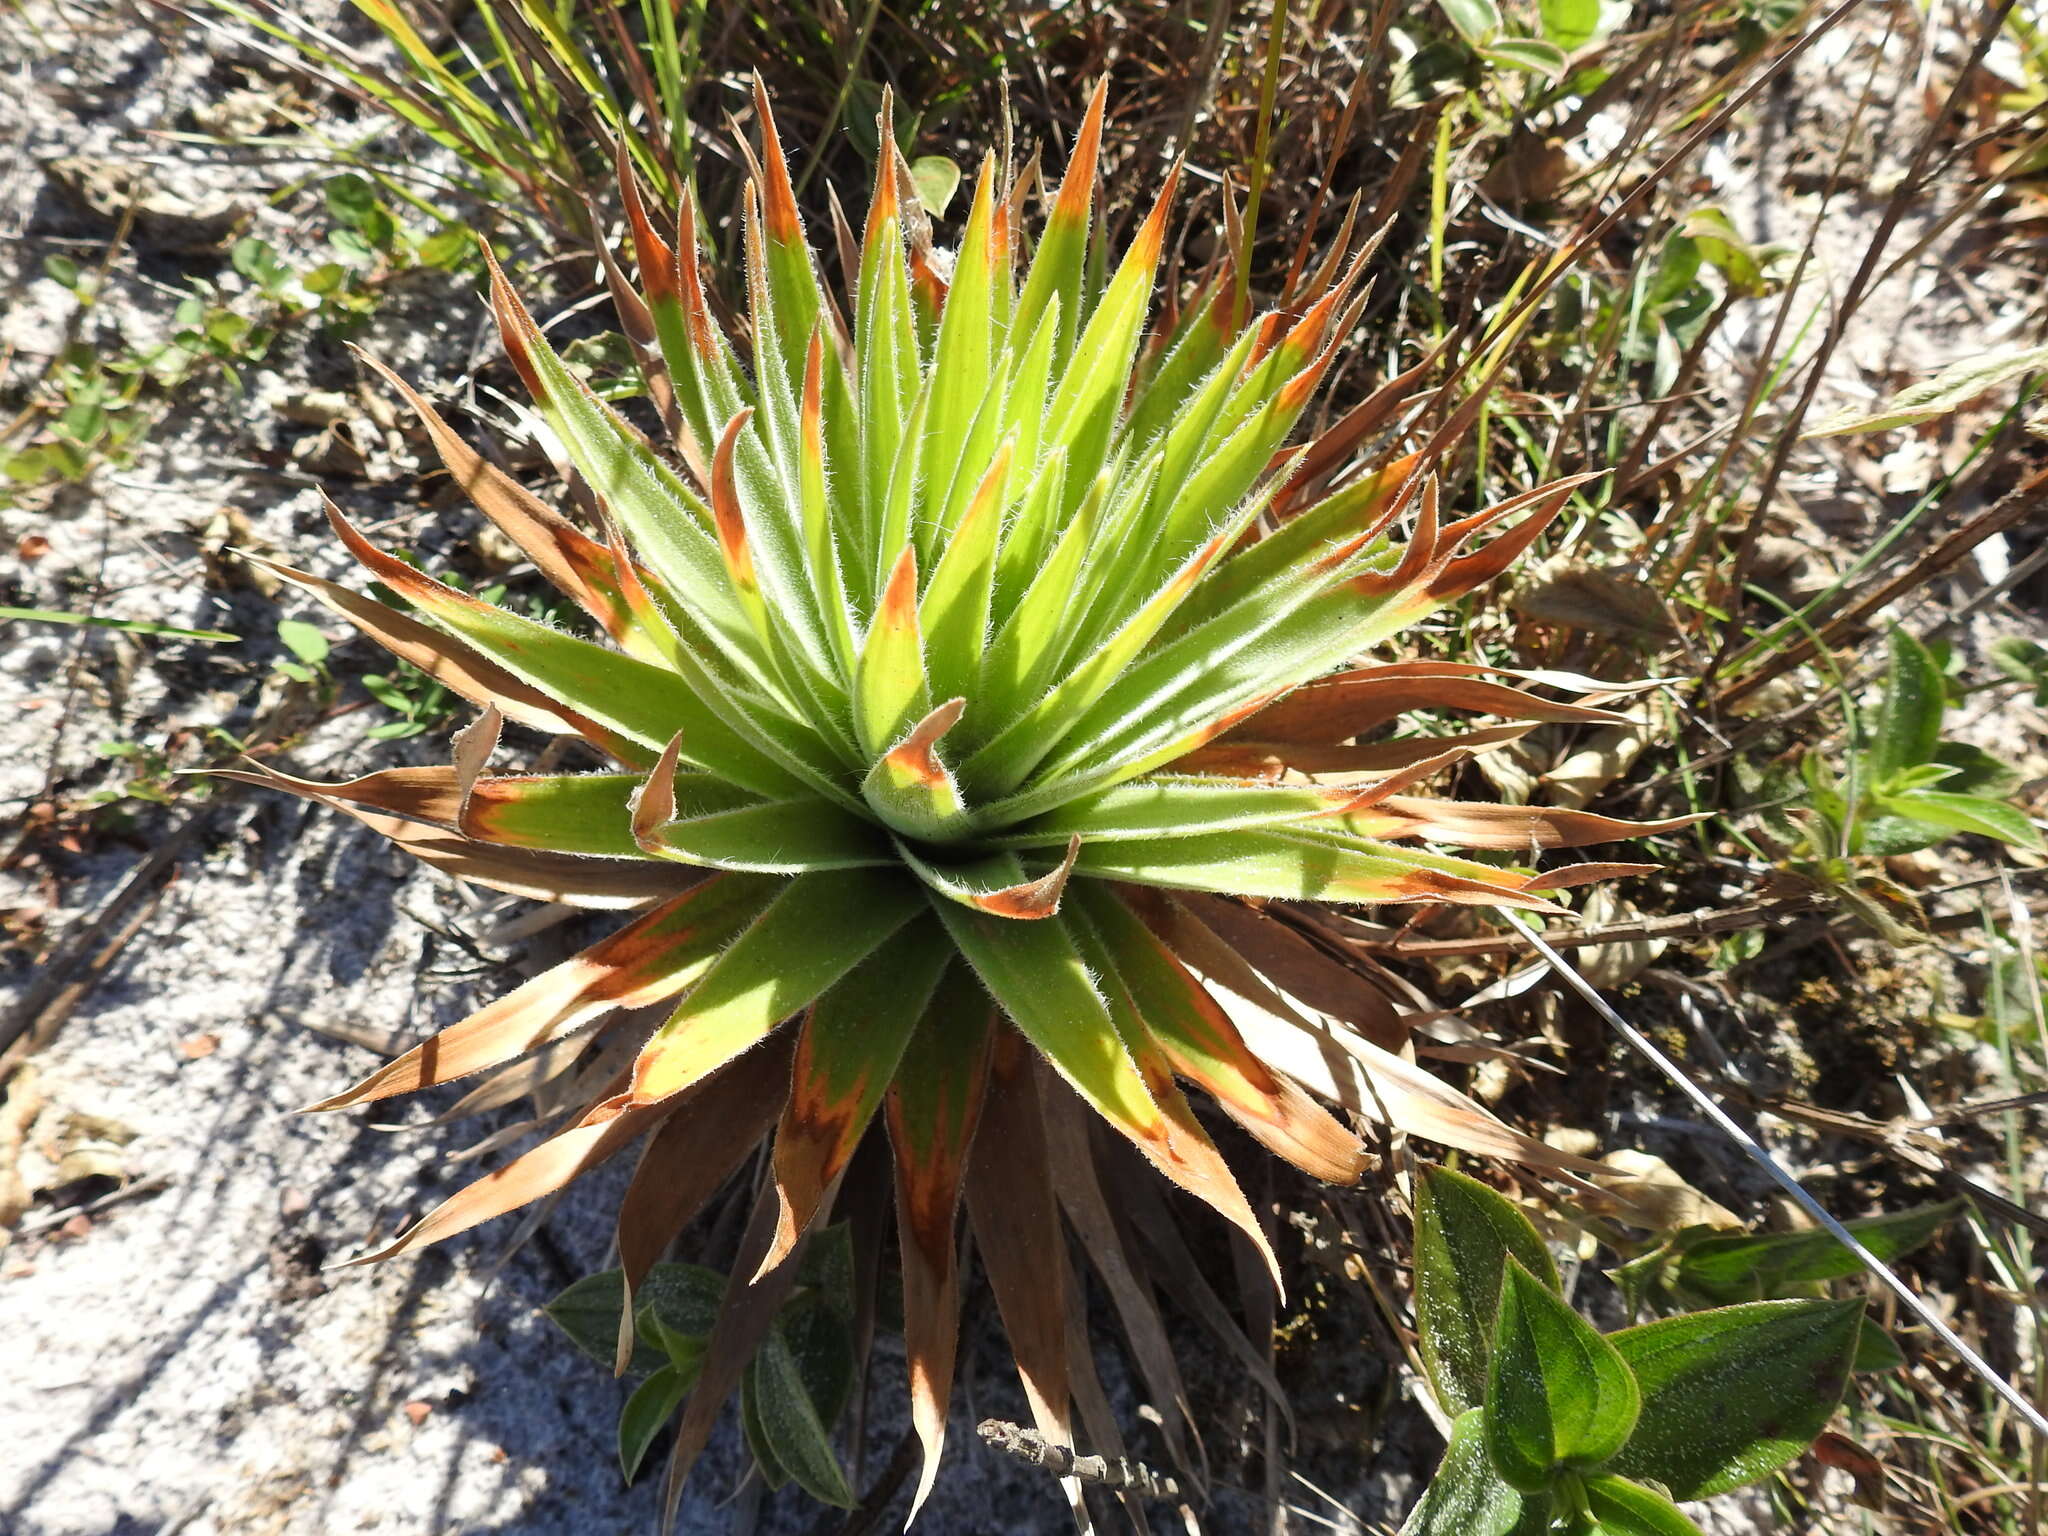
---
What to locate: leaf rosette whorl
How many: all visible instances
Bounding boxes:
[232,81,1683,1512]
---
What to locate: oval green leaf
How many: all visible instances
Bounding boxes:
[1399,1408,1527,1536]
[1416,1165,1560,1415]
[619,1362,694,1482]
[1484,1260,1640,1492]
[1584,1475,1708,1536]
[1605,1297,1862,1499]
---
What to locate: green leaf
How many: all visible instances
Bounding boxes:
[797,1221,858,1319]
[745,1313,856,1506]
[1644,235,1703,317]
[485,267,779,677]
[1605,1298,1863,1499]
[1415,1166,1560,1416]
[991,539,1446,814]
[1806,343,2048,437]
[908,155,963,217]
[0,606,238,643]
[1012,84,1101,374]
[324,172,377,223]
[618,1362,693,1483]
[1852,813,1942,860]
[645,1312,708,1375]
[777,929,951,1237]
[1483,37,1569,77]
[415,226,471,269]
[985,776,1350,848]
[1438,0,1503,43]
[1400,1409,1527,1536]
[1583,1476,1708,1536]
[339,517,807,787]
[56,399,108,446]
[1876,790,2043,851]
[917,166,1000,561]
[1069,827,1538,907]
[232,236,290,289]
[1483,1260,1640,1493]
[632,868,924,1102]
[1931,740,2021,799]
[1538,0,1605,48]
[1677,207,1769,297]
[1853,1318,1906,1373]
[861,701,973,841]
[741,1367,789,1488]
[1884,764,1956,794]
[1989,636,2048,704]
[934,902,1171,1151]
[1872,626,1944,780]
[546,1269,660,1374]
[635,1263,728,1337]
[43,253,81,289]
[359,673,412,711]
[972,468,1279,781]
[1037,169,1173,500]
[468,772,713,860]
[275,619,330,666]
[646,797,894,873]
[1675,1200,1961,1299]
[918,436,1012,696]
[980,453,1100,715]
[854,547,932,758]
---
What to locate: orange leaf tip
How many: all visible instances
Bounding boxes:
[882,698,968,788]
[973,835,1080,920]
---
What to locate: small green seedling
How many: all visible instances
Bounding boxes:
[1812,627,2040,858]
[1403,1166,1866,1536]
[359,663,458,740]
[1988,636,2048,707]
[271,618,333,691]
[1742,626,2042,938]
[545,1225,859,1503]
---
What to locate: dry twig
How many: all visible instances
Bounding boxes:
[976,1419,1181,1502]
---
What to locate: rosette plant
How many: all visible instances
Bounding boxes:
[227,83,1685,1514]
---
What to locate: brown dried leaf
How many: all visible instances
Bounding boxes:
[1510,558,1675,639]
[1588,1149,1741,1232]
[1236,662,1631,746]
[965,1038,1076,1467]
[1542,722,1652,810]
[1167,891,1406,1048]
[308,878,757,1111]
[347,1093,667,1264]
[1042,1087,1199,1484]
[1202,977,1603,1174]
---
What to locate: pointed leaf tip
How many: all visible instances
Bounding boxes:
[865,88,900,245]
[615,137,677,304]
[630,732,688,854]
[980,835,1081,919]
[885,698,967,782]
[1050,78,1109,228]
[480,241,549,406]
[709,409,762,596]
